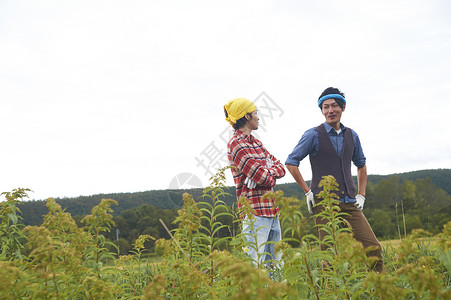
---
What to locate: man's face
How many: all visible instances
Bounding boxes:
[321,99,345,128]
[246,110,260,130]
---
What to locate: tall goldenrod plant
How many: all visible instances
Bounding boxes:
[81,198,118,276]
[0,188,30,260]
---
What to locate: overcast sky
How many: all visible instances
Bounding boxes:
[1,0,450,201]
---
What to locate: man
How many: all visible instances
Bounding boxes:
[224,97,286,266]
[285,87,383,272]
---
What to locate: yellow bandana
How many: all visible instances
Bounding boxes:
[224,98,257,125]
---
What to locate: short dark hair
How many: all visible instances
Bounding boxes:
[224,107,252,130]
[318,87,345,109]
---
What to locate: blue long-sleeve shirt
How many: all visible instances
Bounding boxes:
[285,122,366,203]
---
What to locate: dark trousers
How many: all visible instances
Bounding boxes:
[313,202,383,273]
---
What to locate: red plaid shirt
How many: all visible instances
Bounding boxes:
[227,130,286,217]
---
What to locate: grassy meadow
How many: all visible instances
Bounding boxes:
[1,171,450,299]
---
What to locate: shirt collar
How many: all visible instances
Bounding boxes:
[323,122,346,134]
[235,129,254,141]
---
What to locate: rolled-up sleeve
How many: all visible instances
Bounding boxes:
[264,149,286,179]
[352,130,366,168]
[285,128,317,166]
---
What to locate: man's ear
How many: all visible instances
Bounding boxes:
[245,113,251,120]
[342,104,346,112]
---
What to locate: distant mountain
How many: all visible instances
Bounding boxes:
[17,169,450,226]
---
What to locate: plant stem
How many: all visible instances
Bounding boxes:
[304,255,320,300]
[159,219,218,300]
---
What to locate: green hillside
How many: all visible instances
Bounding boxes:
[17,168,451,227]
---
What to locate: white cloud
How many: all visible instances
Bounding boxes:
[1,0,450,200]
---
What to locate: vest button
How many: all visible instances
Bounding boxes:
[341,191,345,194]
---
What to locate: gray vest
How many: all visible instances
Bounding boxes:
[309,124,356,199]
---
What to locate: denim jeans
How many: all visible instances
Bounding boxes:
[242,215,282,266]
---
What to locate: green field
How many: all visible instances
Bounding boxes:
[1,178,450,299]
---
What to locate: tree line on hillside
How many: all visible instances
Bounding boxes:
[18,188,204,226]
[86,175,450,255]
[365,168,451,194]
[16,169,451,227]
[12,169,450,255]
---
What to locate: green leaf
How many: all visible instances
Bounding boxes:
[439,250,451,273]
[7,213,18,225]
